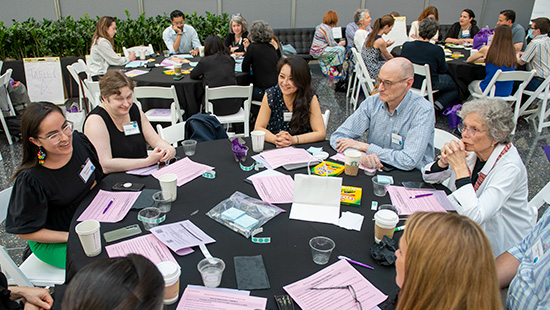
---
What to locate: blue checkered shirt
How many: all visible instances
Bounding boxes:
[329,90,434,170]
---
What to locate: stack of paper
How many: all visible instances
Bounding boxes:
[258,147,317,169]
[177,285,267,310]
[251,174,294,204]
[152,157,214,187]
[386,186,451,215]
[105,234,179,266]
[150,220,215,255]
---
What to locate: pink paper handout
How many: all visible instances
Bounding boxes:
[105,234,179,266]
[77,190,140,223]
[251,174,294,204]
[152,157,214,187]
[386,186,448,215]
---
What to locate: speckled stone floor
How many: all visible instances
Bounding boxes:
[0,62,548,266]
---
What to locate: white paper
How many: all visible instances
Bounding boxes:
[332,27,342,39]
[338,211,364,231]
[289,174,342,225]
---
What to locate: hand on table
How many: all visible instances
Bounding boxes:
[190,48,199,56]
[335,138,369,153]
[275,131,293,148]
[360,153,382,170]
[147,147,166,165]
[128,52,136,61]
[11,286,52,310]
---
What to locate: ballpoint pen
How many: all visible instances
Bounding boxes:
[338,255,374,270]
[102,199,115,214]
[409,193,433,199]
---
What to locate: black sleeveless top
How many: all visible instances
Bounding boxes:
[86,104,147,159]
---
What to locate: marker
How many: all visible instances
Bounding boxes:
[395,225,406,232]
[409,193,433,199]
[102,199,115,214]
[338,255,374,270]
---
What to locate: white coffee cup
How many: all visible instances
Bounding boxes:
[199,46,205,57]
[174,63,182,76]
[250,130,266,152]
[156,261,181,305]
[139,49,146,60]
[159,173,178,202]
[374,209,399,243]
[344,150,361,176]
[75,220,102,257]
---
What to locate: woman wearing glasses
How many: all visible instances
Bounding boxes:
[422,98,535,257]
[6,102,103,268]
[84,70,175,174]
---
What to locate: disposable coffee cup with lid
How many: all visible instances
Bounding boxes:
[374,209,399,243]
[156,261,181,305]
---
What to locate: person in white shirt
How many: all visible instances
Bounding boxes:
[162,10,201,56]
[88,16,135,78]
[422,98,535,257]
[353,9,372,51]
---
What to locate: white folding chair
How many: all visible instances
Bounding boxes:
[66,61,97,112]
[520,75,550,133]
[0,69,16,145]
[134,85,183,126]
[529,181,550,225]
[204,84,253,137]
[156,122,186,147]
[411,63,441,110]
[471,69,535,134]
[123,44,154,57]
[322,109,330,129]
[85,79,101,109]
[350,47,376,111]
[434,128,459,150]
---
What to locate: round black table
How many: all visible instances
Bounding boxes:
[66,139,430,309]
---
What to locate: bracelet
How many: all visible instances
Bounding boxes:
[177,33,183,36]
[296,136,300,144]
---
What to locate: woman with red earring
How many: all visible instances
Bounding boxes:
[6,102,103,268]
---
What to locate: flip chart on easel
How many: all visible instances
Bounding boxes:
[23,57,65,104]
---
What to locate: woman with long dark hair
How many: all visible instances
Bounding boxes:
[88,16,135,78]
[254,56,325,147]
[191,34,241,115]
[6,102,103,268]
[362,15,394,79]
[467,25,517,96]
[445,9,480,44]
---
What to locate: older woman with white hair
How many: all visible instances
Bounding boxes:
[224,15,248,56]
[353,9,372,51]
[422,98,535,257]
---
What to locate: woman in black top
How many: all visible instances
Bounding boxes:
[84,70,175,174]
[6,102,103,268]
[242,20,281,101]
[445,9,479,44]
[224,15,249,56]
[191,34,241,116]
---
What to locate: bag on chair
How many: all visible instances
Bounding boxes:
[185,114,228,142]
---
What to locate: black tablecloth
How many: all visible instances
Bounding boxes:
[66,139,430,309]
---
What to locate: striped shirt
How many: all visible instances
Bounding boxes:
[329,90,435,170]
[521,34,550,79]
[310,23,337,57]
[507,208,550,309]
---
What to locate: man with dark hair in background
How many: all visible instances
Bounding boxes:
[497,10,526,51]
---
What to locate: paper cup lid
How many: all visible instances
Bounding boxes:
[156,261,181,282]
[159,173,178,182]
[344,149,361,157]
[374,210,399,227]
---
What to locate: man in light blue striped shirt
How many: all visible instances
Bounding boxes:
[496,208,550,309]
[330,58,434,171]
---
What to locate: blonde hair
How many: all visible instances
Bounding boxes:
[396,212,503,310]
[92,16,116,46]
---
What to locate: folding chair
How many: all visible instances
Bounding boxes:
[434,128,459,150]
[520,75,550,133]
[156,122,186,147]
[204,84,253,137]
[123,44,154,57]
[411,63,441,110]
[350,47,376,111]
[322,109,330,129]
[0,69,17,145]
[134,85,184,126]
[529,181,550,225]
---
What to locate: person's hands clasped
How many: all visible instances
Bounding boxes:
[442,140,470,177]
[190,48,199,56]
[335,138,369,153]
[12,286,53,310]
[338,40,346,46]
[243,38,250,51]
[274,131,293,148]
[360,153,382,170]
[147,147,167,165]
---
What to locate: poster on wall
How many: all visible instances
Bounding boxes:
[23,57,65,104]
[383,16,408,52]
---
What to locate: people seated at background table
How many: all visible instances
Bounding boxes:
[346,9,372,50]
[0,270,53,310]
[496,207,550,309]
[497,10,526,52]
[517,17,550,91]
[6,102,103,268]
[309,10,347,78]
[422,98,535,256]
[191,34,241,116]
[163,10,201,56]
[88,16,135,78]
[242,20,281,101]
[224,14,248,57]
[409,6,439,41]
[361,15,394,80]
[392,212,503,310]
[401,17,458,108]
[83,70,176,174]
[254,56,325,147]
[467,25,517,97]
[353,9,372,52]
[330,58,435,171]
[444,9,480,44]
[62,254,164,310]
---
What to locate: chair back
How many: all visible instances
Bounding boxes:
[123,44,154,57]
[204,84,253,137]
[0,246,34,287]
[434,128,458,150]
[134,85,183,124]
[0,69,16,117]
[156,122,186,147]
[322,109,330,129]
[351,48,376,93]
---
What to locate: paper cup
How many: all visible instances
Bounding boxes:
[344,150,361,176]
[197,257,225,288]
[75,220,102,257]
[159,173,177,202]
[174,63,182,76]
[157,261,181,305]
[250,130,266,152]
[139,49,146,60]
[199,46,205,57]
[374,209,399,243]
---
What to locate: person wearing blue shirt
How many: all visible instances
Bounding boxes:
[162,10,201,55]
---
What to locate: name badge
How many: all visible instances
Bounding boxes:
[532,239,544,263]
[391,133,403,146]
[283,112,292,122]
[461,29,470,38]
[123,121,140,136]
[79,158,95,183]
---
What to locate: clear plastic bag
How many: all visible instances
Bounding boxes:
[206,191,284,238]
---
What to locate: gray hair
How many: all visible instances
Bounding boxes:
[229,15,248,34]
[354,9,369,25]
[248,20,274,43]
[419,17,439,39]
[458,98,514,143]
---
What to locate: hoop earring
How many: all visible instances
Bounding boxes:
[37,146,46,165]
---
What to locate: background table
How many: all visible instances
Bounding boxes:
[66,139,428,309]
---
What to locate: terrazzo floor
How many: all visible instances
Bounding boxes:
[0,62,548,266]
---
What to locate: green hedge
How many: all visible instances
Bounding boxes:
[0,10,230,61]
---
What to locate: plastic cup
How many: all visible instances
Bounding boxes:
[250,130,266,152]
[159,173,177,202]
[75,220,102,257]
[182,140,197,156]
[157,261,181,305]
[174,63,182,76]
[344,150,361,176]
[199,46,205,57]
[153,191,172,213]
[372,176,388,197]
[163,50,170,57]
[309,236,335,265]
[139,49,146,60]
[374,209,399,243]
[197,257,225,288]
[138,207,164,231]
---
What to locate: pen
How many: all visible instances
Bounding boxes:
[395,225,406,232]
[409,193,433,199]
[102,199,114,214]
[338,255,374,270]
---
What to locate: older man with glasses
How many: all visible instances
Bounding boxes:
[330,57,435,171]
